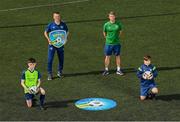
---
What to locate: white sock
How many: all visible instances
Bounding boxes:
[105,67,108,71]
[117,66,121,71]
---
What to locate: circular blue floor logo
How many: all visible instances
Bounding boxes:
[75,98,117,111]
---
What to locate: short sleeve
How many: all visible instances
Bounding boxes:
[137,65,144,79]
[64,23,69,32]
[45,23,51,33]
[103,23,107,32]
[38,71,41,79]
[152,66,156,71]
[118,21,123,31]
[151,65,158,78]
[138,67,142,72]
[21,71,25,80]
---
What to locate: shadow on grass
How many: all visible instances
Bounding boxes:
[60,66,180,78]
[45,99,78,108]
[157,94,180,101]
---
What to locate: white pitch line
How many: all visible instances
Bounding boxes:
[0,0,90,12]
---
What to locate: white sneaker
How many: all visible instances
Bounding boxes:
[116,70,124,76]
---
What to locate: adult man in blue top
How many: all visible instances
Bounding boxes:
[44,12,69,80]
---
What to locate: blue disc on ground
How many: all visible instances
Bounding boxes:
[75,98,117,111]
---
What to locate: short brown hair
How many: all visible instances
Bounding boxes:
[27,58,36,63]
[108,11,116,16]
[144,55,151,61]
[53,12,60,15]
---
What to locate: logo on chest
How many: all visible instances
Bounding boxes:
[60,26,64,29]
[108,25,119,31]
[52,26,64,29]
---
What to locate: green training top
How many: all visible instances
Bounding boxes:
[103,21,123,45]
[21,69,41,93]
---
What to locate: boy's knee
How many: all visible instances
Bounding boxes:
[27,104,32,108]
[140,96,146,101]
[26,101,32,108]
[40,87,45,95]
[105,56,110,59]
[152,88,158,94]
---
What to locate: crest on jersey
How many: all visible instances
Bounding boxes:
[49,30,67,48]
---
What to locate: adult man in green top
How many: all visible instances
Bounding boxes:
[102,11,124,76]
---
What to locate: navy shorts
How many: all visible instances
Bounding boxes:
[140,83,157,96]
[104,44,121,56]
[25,93,34,100]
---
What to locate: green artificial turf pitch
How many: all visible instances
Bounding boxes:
[0,0,180,121]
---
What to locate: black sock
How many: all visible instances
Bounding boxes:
[152,93,156,98]
[40,95,45,106]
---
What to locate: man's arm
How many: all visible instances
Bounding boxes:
[67,31,69,37]
[65,31,69,44]
[120,30,123,37]
[44,31,52,45]
[119,21,123,38]
[103,32,106,39]
[103,23,107,39]
[64,23,69,43]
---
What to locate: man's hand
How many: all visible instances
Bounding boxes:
[120,31,123,39]
[48,39,52,45]
[44,31,52,45]
[103,32,106,38]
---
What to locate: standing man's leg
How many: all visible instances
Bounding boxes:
[103,56,110,76]
[47,45,55,80]
[114,45,124,75]
[103,45,112,76]
[116,56,123,75]
[116,56,121,69]
[105,56,111,71]
[57,46,64,77]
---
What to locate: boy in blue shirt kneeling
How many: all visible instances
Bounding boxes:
[137,55,159,100]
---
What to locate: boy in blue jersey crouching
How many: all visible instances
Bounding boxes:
[137,55,159,101]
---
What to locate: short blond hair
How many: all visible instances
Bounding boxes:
[108,11,116,16]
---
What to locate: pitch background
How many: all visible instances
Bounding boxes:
[0,0,180,120]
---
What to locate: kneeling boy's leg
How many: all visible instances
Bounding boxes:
[140,96,146,101]
[140,87,149,100]
[26,100,32,108]
[39,87,46,106]
[25,93,33,108]
[151,87,158,94]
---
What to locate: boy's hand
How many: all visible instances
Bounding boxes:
[24,87,31,93]
[142,71,153,80]
[142,73,148,80]
[147,74,153,80]
[36,87,40,93]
